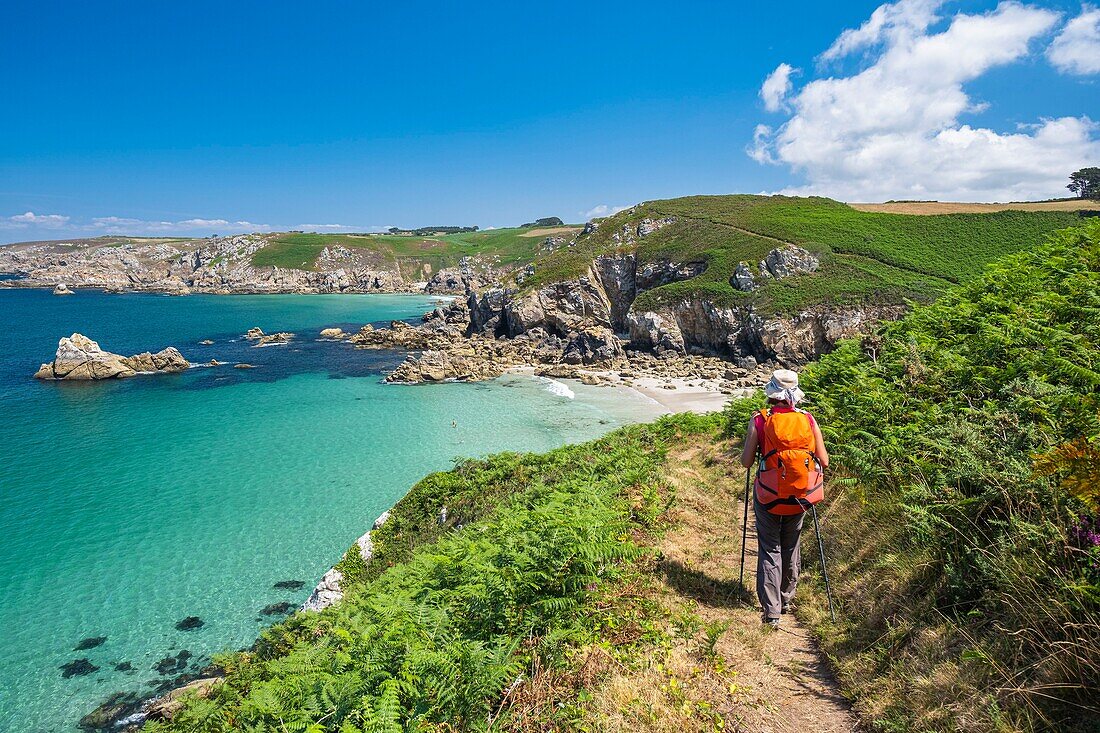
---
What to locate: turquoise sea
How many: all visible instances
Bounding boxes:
[0,288,665,732]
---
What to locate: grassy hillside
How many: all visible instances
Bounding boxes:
[148,221,1099,733]
[754,218,1100,729]
[527,195,1084,314]
[250,226,579,278]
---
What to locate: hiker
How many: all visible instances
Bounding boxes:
[740,368,829,628]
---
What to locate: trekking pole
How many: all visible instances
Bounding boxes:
[738,465,751,598]
[810,504,836,622]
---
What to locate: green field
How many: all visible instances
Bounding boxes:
[526,195,1084,314]
[250,226,580,279]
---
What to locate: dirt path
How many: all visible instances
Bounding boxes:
[642,440,858,730]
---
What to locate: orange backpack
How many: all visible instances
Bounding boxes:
[754,408,824,515]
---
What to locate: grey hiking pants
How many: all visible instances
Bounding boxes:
[754,500,805,619]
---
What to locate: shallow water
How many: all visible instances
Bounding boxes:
[0,289,663,731]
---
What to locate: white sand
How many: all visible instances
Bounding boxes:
[505,366,752,415]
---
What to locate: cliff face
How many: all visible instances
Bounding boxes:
[468,249,901,365]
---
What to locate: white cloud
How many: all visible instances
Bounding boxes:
[297,223,357,231]
[581,204,629,220]
[1048,5,1100,74]
[177,218,230,228]
[760,63,797,112]
[820,0,944,62]
[1,211,71,228]
[750,1,1100,202]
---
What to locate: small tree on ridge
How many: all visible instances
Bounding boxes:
[1068,167,1100,199]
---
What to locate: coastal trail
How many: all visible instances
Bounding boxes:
[581,438,860,732]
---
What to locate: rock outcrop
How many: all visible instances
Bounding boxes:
[302,511,390,612]
[34,334,191,380]
[470,243,890,365]
[144,678,222,722]
[53,282,73,295]
[758,244,820,279]
[121,348,190,374]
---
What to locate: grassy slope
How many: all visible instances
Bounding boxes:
[151,222,1098,733]
[767,219,1100,730]
[527,195,1081,315]
[250,227,579,279]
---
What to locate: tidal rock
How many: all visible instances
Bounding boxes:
[35,334,136,380]
[273,579,305,591]
[35,334,189,380]
[259,601,294,616]
[60,658,98,678]
[122,347,189,373]
[79,691,143,731]
[319,327,346,339]
[74,636,106,651]
[144,677,221,722]
[114,661,134,672]
[758,245,820,280]
[53,282,74,295]
[244,327,264,339]
[175,616,204,631]
[154,650,192,676]
[199,339,214,345]
[253,331,294,346]
[234,363,256,369]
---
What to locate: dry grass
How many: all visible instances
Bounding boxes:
[850,201,1100,215]
[559,438,860,733]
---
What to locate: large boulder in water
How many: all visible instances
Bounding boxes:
[35,334,136,380]
[35,333,189,380]
[122,348,189,373]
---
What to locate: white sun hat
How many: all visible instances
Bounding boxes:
[764,368,805,406]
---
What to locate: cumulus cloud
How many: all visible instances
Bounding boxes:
[89,216,270,234]
[581,204,629,220]
[750,0,1100,202]
[760,63,797,112]
[1,211,71,228]
[1048,5,1100,74]
[820,0,943,61]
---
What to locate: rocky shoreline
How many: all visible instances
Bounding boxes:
[66,237,906,730]
[0,233,488,296]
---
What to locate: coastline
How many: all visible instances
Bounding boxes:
[0,279,453,298]
[99,369,736,730]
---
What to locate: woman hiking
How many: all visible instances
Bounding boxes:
[740,368,829,628]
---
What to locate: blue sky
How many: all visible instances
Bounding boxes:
[1,0,1097,242]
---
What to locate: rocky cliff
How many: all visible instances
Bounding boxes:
[465,243,897,366]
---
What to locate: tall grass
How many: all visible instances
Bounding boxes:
[725,220,1100,730]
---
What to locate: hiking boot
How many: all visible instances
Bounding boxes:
[763,617,780,629]
[781,604,790,614]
